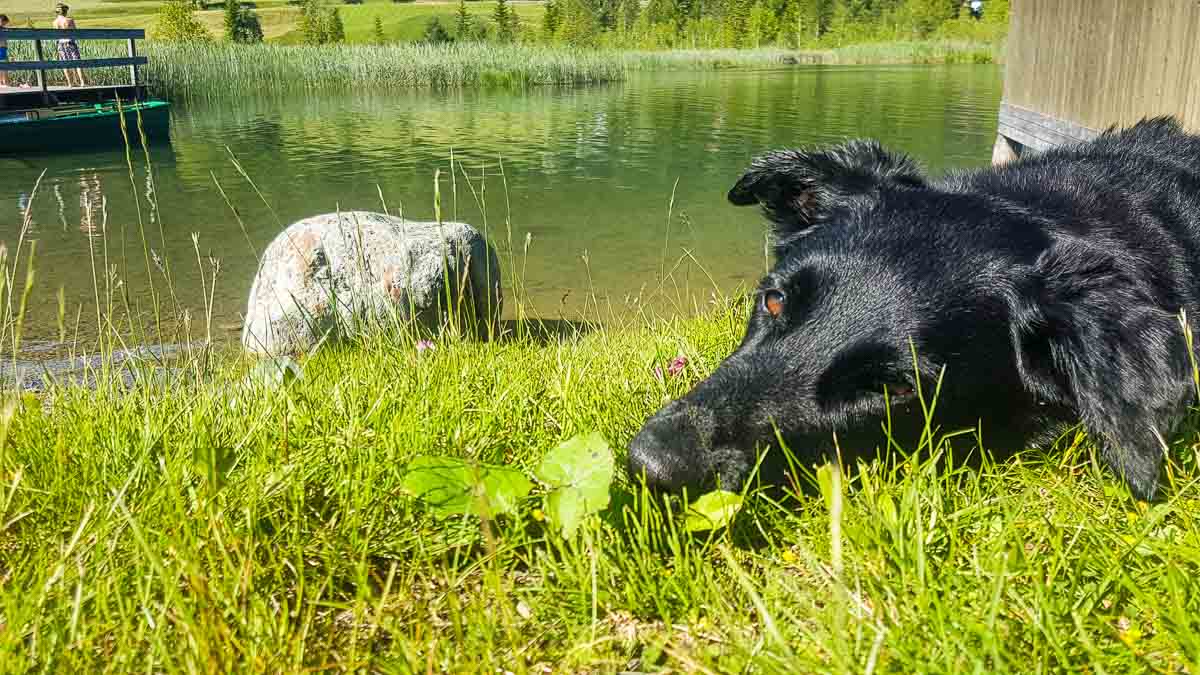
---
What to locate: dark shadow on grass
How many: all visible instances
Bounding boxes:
[496,318,598,345]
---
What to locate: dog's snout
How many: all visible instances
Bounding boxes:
[627,408,710,494]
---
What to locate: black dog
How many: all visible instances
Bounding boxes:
[629,117,1200,501]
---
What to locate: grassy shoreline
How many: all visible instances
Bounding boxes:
[5,39,1000,99]
[2,295,1199,671]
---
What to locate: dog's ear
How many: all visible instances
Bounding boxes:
[1012,242,1194,500]
[728,139,925,246]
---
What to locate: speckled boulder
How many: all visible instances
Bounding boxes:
[242,211,502,355]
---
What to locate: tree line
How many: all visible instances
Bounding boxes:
[156,0,1009,49]
[425,0,1007,49]
[541,0,1009,49]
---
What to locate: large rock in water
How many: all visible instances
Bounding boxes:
[242,211,502,355]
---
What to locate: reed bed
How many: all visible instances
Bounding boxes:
[822,39,1000,64]
[6,42,630,99]
[3,40,998,101]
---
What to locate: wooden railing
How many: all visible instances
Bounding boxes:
[0,28,148,96]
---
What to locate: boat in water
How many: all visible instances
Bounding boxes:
[0,99,170,154]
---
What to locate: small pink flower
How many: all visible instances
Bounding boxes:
[653,365,665,382]
[667,356,688,376]
[416,340,436,353]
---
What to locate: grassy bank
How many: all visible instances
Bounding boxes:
[5,38,998,100]
[623,39,999,70]
[5,42,629,99]
[2,292,1200,671]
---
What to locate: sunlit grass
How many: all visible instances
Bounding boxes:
[3,38,1000,101]
[4,42,630,99]
[3,292,1200,670]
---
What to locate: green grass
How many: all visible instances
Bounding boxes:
[3,41,630,98]
[8,0,543,44]
[2,38,997,101]
[620,40,1001,69]
[821,39,1001,65]
[3,290,1200,671]
[273,1,545,44]
[62,0,545,45]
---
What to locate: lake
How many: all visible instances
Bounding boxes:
[1,65,1002,348]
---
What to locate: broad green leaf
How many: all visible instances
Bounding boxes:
[402,456,531,518]
[684,490,744,532]
[193,445,237,494]
[535,432,615,537]
[544,488,591,538]
[478,466,535,517]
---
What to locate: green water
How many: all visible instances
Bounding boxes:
[1,66,1002,346]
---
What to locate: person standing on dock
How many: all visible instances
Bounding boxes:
[53,4,86,87]
[0,15,10,88]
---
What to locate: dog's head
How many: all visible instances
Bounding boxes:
[628,139,1193,499]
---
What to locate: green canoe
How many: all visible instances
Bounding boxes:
[0,99,170,154]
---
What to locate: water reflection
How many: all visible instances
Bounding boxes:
[78,172,105,234]
[0,66,1003,343]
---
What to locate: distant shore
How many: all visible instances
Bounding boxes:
[2,40,1001,100]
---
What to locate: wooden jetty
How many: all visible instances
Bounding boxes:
[993,0,1200,164]
[0,28,169,153]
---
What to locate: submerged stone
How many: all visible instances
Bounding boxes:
[242,211,502,355]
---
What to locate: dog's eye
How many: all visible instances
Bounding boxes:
[763,289,785,318]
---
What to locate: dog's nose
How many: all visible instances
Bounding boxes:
[627,414,709,494]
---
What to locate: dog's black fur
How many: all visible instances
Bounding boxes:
[628,117,1200,501]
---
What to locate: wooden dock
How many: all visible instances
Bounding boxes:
[0,84,145,109]
[994,0,1200,163]
[0,28,148,108]
[0,28,169,154]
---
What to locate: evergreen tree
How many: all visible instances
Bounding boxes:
[420,16,454,43]
[522,0,1003,51]
[326,8,345,42]
[240,6,264,42]
[542,0,561,40]
[298,0,327,44]
[298,0,344,44]
[225,0,263,44]
[223,0,239,41]
[154,0,213,42]
[745,0,778,45]
[618,0,638,30]
[493,0,514,41]
[556,0,598,46]
[456,0,473,40]
[719,0,751,46]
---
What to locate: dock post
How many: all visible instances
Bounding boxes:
[991,133,1021,166]
[127,38,140,91]
[33,39,48,98]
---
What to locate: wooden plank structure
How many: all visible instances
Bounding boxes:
[0,28,148,109]
[994,0,1200,164]
[0,27,169,154]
